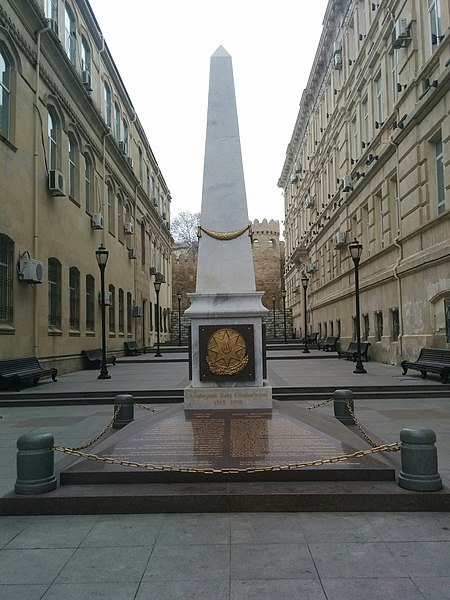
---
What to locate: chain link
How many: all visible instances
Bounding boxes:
[135,403,158,413]
[69,405,121,451]
[307,397,334,410]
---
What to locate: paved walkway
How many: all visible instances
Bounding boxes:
[0,353,449,599]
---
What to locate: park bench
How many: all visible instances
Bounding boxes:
[124,341,146,356]
[0,357,57,391]
[301,332,319,347]
[401,347,450,383]
[82,349,117,369]
[338,341,370,361]
[318,336,339,352]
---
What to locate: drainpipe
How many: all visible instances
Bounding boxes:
[134,180,141,344]
[390,132,403,358]
[33,25,51,356]
[101,129,112,245]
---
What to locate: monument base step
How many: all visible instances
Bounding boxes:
[1,481,449,515]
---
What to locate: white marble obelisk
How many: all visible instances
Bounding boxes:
[184,46,271,410]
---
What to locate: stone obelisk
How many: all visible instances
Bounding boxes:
[184,46,271,410]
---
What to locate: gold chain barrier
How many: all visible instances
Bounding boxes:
[52,397,399,472]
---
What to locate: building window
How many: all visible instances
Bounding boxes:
[84,153,92,213]
[126,292,132,334]
[141,222,146,265]
[363,314,369,341]
[86,274,94,331]
[436,139,445,214]
[114,102,120,142]
[351,116,359,161]
[108,284,115,333]
[445,299,450,343]
[0,47,11,140]
[68,132,78,199]
[375,311,383,341]
[390,50,398,106]
[118,288,124,333]
[375,73,383,124]
[107,184,115,234]
[45,0,58,20]
[103,82,112,128]
[122,119,129,154]
[336,319,341,338]
[48,258,61,329]
[117,195,124,243]
[81,36,90,76]
[138,147,143,181]
[0,235,13,322]
[362,97,370,146]
[48,109,58,170]
[429,0,442,49]
[64,4,76,65]
[391,308,399,341]
[149,300,153,331]
[69,266,80,330]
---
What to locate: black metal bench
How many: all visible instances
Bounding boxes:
[301,332,319,347]
[0,357,57,391]
[401,347,450,383]
[82,349,117,369]
[124,341,146,356]
[318,336,339,351]
[338,341,370,361]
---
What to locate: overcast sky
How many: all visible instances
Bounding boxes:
[88,0,328,227]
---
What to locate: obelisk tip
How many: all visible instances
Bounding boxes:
[212,45,230,58]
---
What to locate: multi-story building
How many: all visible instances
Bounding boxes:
[0,0,173,373]
[279,0,449,364]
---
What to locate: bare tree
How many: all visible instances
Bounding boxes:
[171,211,200,247]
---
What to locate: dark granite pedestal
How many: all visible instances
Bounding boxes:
[59,401,395,485]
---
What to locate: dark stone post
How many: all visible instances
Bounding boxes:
[333,389,355,424]
[113,394,135,429]
[398,428,442,491]
[15,433,57,495]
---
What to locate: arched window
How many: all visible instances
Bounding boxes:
[48,109,59,170]
[0,46,11,140]
[117,194,124,243]
[85,274,95,331]
[81,36,91,76]
[118,288,124,333]
[0,235,14,323]
[103,82,112,127]
[84,153,92,213]
[69,266,80,330]
[64,4,76,65]
[68,132,78,199]
[48,258,61,329]
[114,102,120,141]
[108,284,115,333]
[126,292,132,334]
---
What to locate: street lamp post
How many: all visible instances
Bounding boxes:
[95,244,111,380]
[301,275,310,354]
[177,292,182,346]
[349,238,367,374]
[272,295,276,339]
[153,272,164,357]
[281,289,287,344]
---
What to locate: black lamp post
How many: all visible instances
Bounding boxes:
[349,238,367,374]
[272,295,276,339]
[301,275,310,354]
[281,289,287,343]
[177,291,182,346]
[95,244,111,379]
[153,272,164,357]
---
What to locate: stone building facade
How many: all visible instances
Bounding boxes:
[279,0,449,364]
[0,0,173,373]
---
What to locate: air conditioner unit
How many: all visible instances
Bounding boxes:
[333,41,342,55]
[81,70,92,91]
[152,198,158,207]
[306,263,316,273]
[46,18,59,36]
[289,173,298,184]
[149,266,156,275]
[341,175,353,192]
[392,17,410,48]
[334,231,347,247]
[118,140,127,154]
[98,291,112,305]
[126,157,133,168]
[304,195,315,208]
[334,53,343,70]
[18,257,43,283]
[162,212,167,220]
[132,305,143,317]
[124,222,133,235]
[48,170,65,196]
[128,248,137,259]
[91,213,103,230]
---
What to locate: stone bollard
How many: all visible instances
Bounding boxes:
[398,428,442,491]
[113,394,134,429]
[333,389,355,424]
[15,433,57,495]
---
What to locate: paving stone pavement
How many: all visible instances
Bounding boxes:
[0,354,449,599]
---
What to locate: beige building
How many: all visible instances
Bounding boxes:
[279,0,449,364]
[0,0,173,373]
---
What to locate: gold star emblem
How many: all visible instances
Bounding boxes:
[206,328,249,375]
